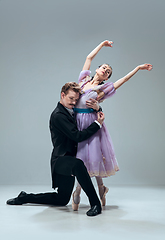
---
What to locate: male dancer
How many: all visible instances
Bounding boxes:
[7,82,104,217]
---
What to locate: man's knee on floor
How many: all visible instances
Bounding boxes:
[58,195,71,206]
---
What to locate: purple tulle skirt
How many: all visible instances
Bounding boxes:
[76,112,119,178]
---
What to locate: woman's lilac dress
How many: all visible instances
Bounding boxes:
[75,70,119,178]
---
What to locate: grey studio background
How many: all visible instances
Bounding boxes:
[0,0,164,187]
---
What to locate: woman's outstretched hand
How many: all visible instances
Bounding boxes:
[102,40,113,47]
[82,40,113,70]
[139,64,153,71]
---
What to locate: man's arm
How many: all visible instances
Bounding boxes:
[54,112,104,143]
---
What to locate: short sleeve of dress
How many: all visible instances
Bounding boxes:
[78,70,91,83]
[98,82,116,101]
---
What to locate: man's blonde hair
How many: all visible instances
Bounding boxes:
[61,82,81,95]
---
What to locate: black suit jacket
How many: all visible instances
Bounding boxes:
[49,102,100,188]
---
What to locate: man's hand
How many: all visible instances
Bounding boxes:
[86,98,99,111]
[97,112,105,125]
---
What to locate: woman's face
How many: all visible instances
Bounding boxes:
[96,64,112,81]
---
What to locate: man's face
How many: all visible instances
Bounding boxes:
[60,90,80,109]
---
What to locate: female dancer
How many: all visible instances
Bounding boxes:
[72,40,152,210]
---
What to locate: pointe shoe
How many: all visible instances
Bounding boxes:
[100,186,109,206]
[72,192,80,211]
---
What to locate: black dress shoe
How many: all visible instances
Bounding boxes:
[6,191,27,205]
[86,205,102,217]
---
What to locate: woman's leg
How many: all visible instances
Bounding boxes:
[95,176,109,206]
[72,181,82,211]
[73,181,81,204]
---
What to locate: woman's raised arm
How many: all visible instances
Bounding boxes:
[113,64,153,90]
[82,40,113,71]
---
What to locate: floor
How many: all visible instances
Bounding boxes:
[1,185,165,240]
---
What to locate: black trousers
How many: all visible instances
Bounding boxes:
[24,156,101,207]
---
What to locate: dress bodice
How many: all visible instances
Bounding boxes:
[76,89,98,109]
[75,70,116,109]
